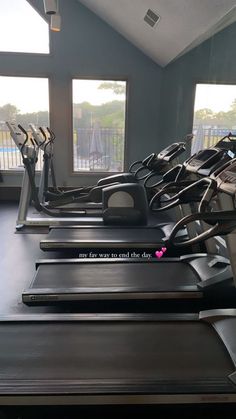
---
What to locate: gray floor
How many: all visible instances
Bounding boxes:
[0,202,69,315]
[1,202,236,417]
[0,202,198,313]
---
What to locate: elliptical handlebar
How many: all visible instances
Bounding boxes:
[18,124,28,137]
[17,124,30,157]
[47,127,56,141]
[38,126,53,154]
[39,126,47,142]
[29,124,47,148]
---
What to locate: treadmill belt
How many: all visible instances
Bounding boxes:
[0,317,234,396]
[23,262,199,304]
[40,227,165,250]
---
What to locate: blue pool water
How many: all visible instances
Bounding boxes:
[0,147,18,152]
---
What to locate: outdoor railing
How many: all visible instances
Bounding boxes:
[73,127,125,172]
[5,125,235,173]
[1,127,125,173]
[192,126,236,154]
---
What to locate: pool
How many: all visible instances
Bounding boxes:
[0,147,18,152]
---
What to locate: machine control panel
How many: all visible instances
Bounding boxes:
[29,123,46,148]
[185,148,221,173]
[157,142,185,162]
[186,147,236,177]
[6,121,35,158]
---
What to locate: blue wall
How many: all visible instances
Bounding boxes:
[159,22,236,146]
[1,0,162,187]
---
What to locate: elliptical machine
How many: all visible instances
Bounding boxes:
[7,122,150,228]
[30,124,189,209]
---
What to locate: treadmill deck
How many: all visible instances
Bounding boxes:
[23,259,201,303]
[22,256,233,304]
[0,313,235,403]
[40,226,168,250]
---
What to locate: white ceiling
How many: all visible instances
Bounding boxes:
[78,0,236,67]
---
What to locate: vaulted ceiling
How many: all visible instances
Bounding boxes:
[78,0,236,67]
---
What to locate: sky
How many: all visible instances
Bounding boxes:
[73,80,126,106]
[0,0,49,53]
[194,84,236,113]
[0,77,49,113]
[3,78,235,115]
[0,77,126,114]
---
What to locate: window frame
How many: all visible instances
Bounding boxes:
[191,80,236,258]
[0,74,50,174]
[70,76,129,176]
[192,80,236,152]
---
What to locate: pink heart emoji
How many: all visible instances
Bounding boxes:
[161,247,167,253]
[155,250,163,259]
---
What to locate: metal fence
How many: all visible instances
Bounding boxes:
[1,128,125,173]
[192,126,236,154]
[73,128,125,172]
[4,125,233,172]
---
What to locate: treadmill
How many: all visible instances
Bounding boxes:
[0,309,236,404]
[40,143,236,253]
[23,159,236,306]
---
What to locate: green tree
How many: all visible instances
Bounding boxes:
[0,103,19,122]
[194,108,214,123]
[230,99,236,112]
[98,82,126,95]
[73,101,125,129]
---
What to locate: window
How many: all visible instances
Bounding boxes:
[1,76,49,171]
[0,0,49,54]
[192,83,236,154]
[72,79,127,172]
[192,83,236,257]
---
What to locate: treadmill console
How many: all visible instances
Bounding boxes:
[6,121,35,158]
[227,150,236,159]
[29,123,46,148]
[157,142,185,162]
[186,148,231,175]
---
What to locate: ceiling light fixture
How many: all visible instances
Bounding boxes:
[43,0,61,32]
[43,0,57,15]
[51,12,61,32]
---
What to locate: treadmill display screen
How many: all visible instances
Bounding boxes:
[227,150,235,159]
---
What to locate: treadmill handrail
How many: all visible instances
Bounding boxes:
[144,163,183,189]
[150,177,217,213]
[166,210,236,247]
